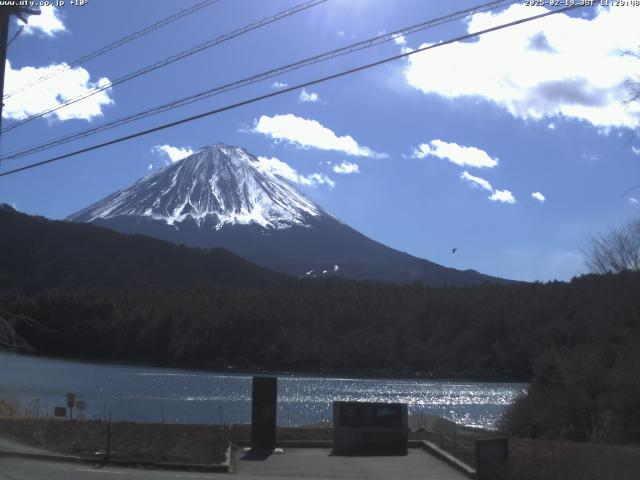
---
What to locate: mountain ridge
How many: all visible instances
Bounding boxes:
[0,204,285,291]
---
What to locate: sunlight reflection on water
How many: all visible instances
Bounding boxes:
[1,353,527,429]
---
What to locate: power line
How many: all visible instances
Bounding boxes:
[6,25,23,48]
[1,0,519,162]
[0,3,588,179]
[2,0,223,100]
[2,0,516,160]
[0,0,327,135]
[621,184,640,199]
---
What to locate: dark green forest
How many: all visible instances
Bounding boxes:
[2,272,639,381]
[3,206,640,441]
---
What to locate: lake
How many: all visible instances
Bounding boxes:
[0,352,527,429]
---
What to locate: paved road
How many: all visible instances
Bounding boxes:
[0,449,470,480]
[0,457,216,480]
[0,435,469,479]
[235,448,470,479]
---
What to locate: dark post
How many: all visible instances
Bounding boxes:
[251,376,277,451]
[0,8,10,127]
[67,393,76,421]
[476,437,509,480]
[0,5,40,133]
[104,411,112,464]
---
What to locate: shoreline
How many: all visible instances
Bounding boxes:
[2,351,530,384]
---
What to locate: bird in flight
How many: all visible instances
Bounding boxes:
[451,248,458,254]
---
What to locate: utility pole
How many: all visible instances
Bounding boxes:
[0,4,40,131]
[0,8,11,127]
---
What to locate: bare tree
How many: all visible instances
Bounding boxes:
[621,47,640,200]
[0,310,45,352]
[585,216,640,274]
[624,47,640,106]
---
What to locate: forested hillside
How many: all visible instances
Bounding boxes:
[0,205,284,290]
[3,272,639,381]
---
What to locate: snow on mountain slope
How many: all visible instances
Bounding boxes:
[68,144,321,229]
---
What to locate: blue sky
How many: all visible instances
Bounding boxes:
[1,0,639,282]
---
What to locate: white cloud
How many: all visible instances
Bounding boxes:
[18,6,65,37]
[411,139,498,168]
[148,164,153,170]
[460,170,516,203]
[299,89,320,103]
[581,151,601,162]
[630,197,639,205]
[305,173,335,188]
[152,145,194,163]
[3,61,113,122]
[332,162,360,174]
[404,4,640,129]
[393,35,407,45]
[632,146,640,156]
[547,123,556,130]
[531,191,546,202]
[460,170,493,191]
[256,156,335,188]
[489,189,516,204]
[253,114,387,158]
[271,81,287,89]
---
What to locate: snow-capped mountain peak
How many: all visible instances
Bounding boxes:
[68,144,322,230]
[67,143,509,286]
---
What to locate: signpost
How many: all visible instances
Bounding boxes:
[333,401,408,455]
[67,393,76,421]
[54,407,67,418]
[251,376,277,451]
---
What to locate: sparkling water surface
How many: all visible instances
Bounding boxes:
[0,352,527,429]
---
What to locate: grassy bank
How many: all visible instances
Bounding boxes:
[0,416,335,465]
[508,439,640,480]
[0,417,230,465]
[406,414,640,479]
[0,399,19,417]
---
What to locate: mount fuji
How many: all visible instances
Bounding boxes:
[68,144,506,286]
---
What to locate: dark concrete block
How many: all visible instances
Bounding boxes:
[251,376,277,451]
[333,401,408,455]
